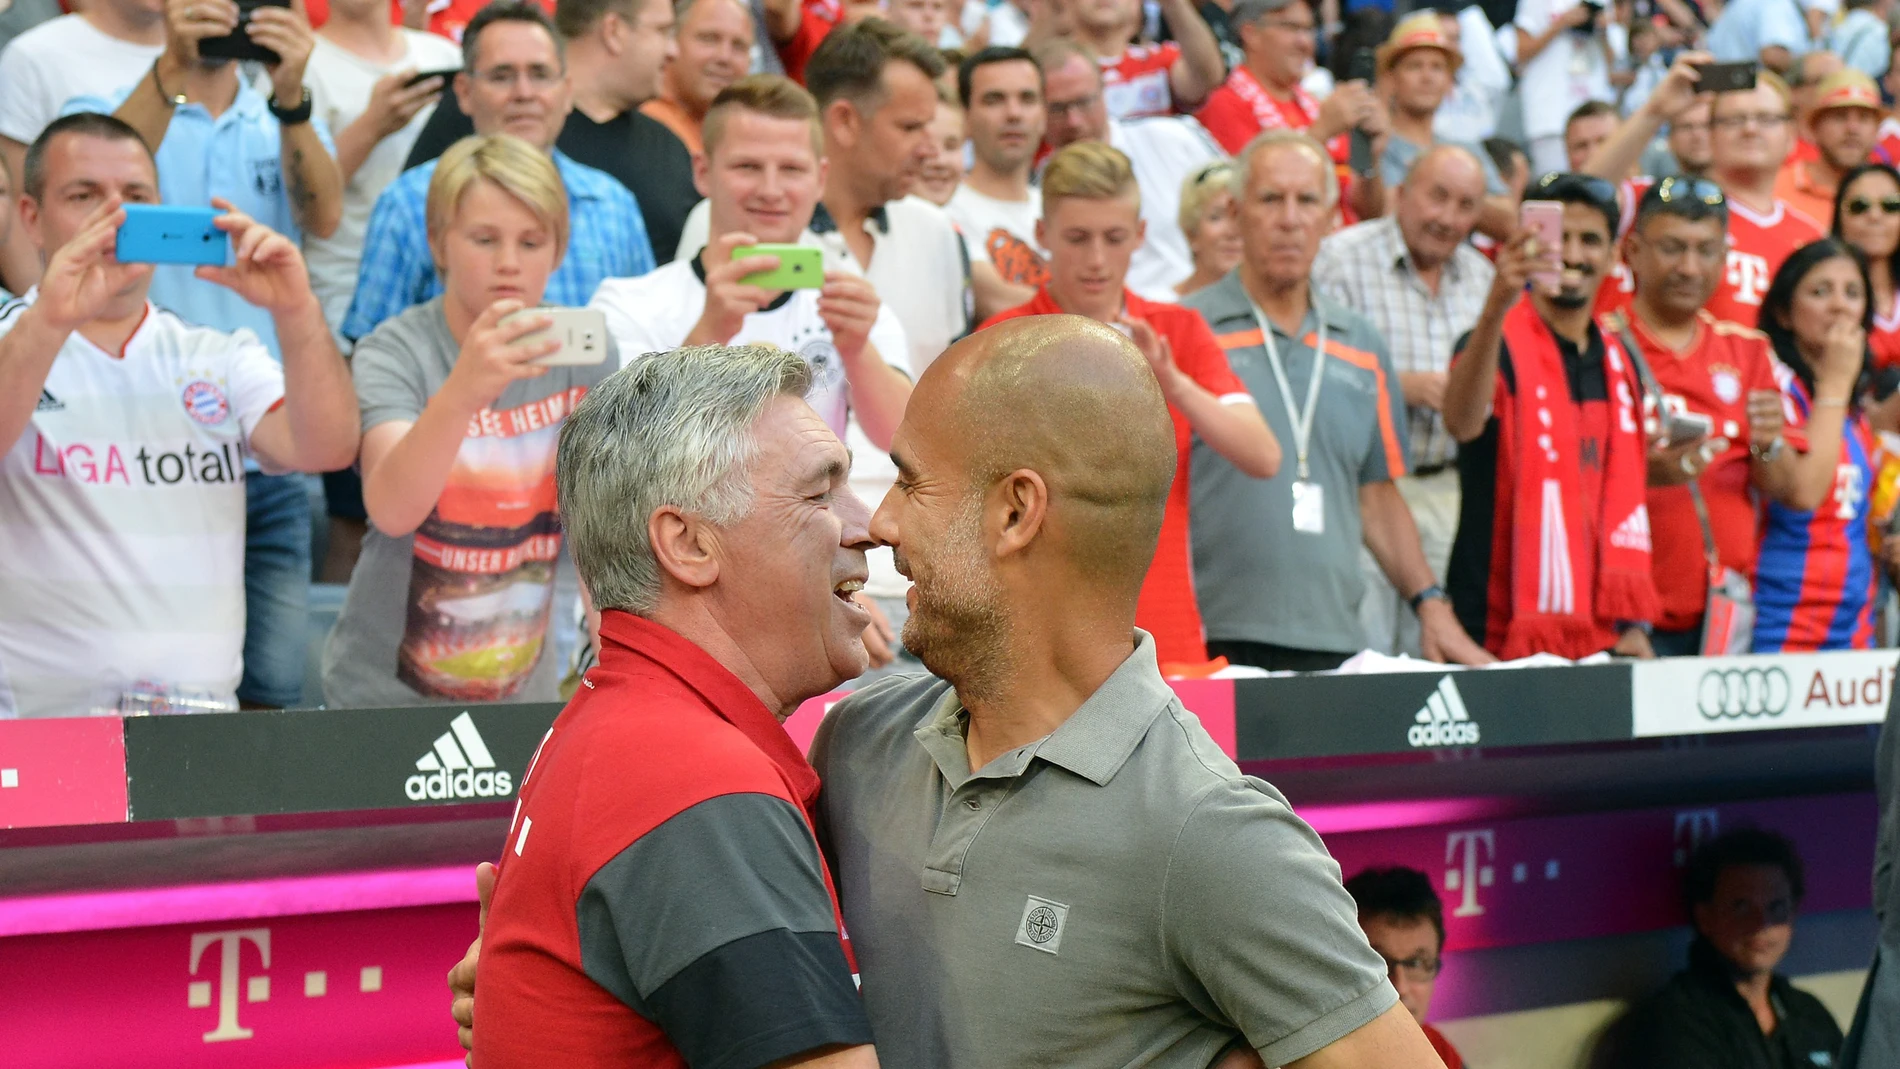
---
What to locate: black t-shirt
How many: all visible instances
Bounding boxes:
[1600,938,1844,1069]
[1446,323,1609,646]
[403,99,698,265]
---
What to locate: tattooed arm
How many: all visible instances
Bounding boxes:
[279,127,343,240]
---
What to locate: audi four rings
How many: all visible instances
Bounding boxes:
[1696,667,1792,719]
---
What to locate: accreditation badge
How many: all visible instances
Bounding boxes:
[1291,479,1325,534]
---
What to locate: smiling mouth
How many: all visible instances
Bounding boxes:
[834,579,864,602]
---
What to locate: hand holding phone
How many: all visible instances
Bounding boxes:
[195,0,291,64]
[1690,60,1757,94]
[1519,200,1565,292]
[735,244,826,290]
[502,306,610,367]
[116,204,231,266]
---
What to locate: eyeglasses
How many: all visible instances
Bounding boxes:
[1655,176,1725,206]
[1261,18,1318,34]
[1710,112,1789,130]
[1845,196,1900,216]
[1671,121,1712,134]
[475,64,564,91]
[1046,92,1101,118]
[1381,954,1443,982]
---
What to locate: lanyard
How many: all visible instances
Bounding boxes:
[1251,303,1328,481]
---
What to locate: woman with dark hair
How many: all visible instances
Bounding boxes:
[1753,238,1885,651]
[1831,162,1900,370]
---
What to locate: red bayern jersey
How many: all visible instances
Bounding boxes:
[1624,309,1782,631]
[1597,178,1823,329]
[979,288,1252,665]
[1873,292,1900,371]
[1196,68,1358,225]
[1101,42,1182,119]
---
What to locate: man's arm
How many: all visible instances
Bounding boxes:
[1582,51,1709,182]
[249,2,344,239]
[760,0,803,43]
[116,0,237,152]
[972,259,1035,323]
[1360,480,1495,664]
[333,72,449,185]
[0,136,40,293]
[1162,0,1226,110]
[201,202,358,472]
[819,272,912,449]
[1125,314,1281,478]
[1284,1003,1444,1069]
[1443,231,1532,443]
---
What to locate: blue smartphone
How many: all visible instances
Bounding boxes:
[115,205,229,266]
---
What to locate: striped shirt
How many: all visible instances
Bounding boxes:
[1312,217,1494,469]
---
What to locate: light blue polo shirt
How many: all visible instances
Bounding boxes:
[64,80,335,359]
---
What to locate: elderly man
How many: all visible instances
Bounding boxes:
[1184,131,1492,670]
[1775,68,1885,225]
[1313,145,1496,658]
[641,0,753,154]
[471,345,880,1067]
[343,0,653,342]
[1586,54,1824,325]
[0,112,358,718]
[1034,38,1227,296]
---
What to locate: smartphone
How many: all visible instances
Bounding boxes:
[1666,409,1715,445]
[1346,46,1377,85]
[502,307,610,367]
[1519,200,1565,291]
[115,204,229,266]
[403,67,461,89]
[735,244,825,290]
[198,0,291,64]
[1692,60,1757,93]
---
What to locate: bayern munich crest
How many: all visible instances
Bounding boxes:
[180,380,230,425]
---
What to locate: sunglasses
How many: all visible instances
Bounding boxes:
[1845,196,1900,216]
[1654,176,1724,206]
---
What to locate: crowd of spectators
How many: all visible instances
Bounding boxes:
[5,0,1900,715]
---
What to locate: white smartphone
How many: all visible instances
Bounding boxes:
[502,306,610,367]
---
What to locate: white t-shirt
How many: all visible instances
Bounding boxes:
[945,184,1045,286]
[0,15,162,145]
[1107,115,1224,298]
[590,255,911,436]
[304,30,462,339]
[676,195,972,375]
[0,293,285,718]
[1514,0,1618,139]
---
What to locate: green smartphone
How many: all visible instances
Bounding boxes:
[735,243,825,289]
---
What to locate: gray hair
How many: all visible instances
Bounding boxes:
[1232,129,1339,208]
[1230,0,1300,28]
[557,344,813,613]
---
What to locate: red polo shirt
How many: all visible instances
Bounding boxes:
[475,611,870,1068]
[980,289,1252,666]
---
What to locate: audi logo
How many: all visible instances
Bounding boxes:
[1696,668,1792,720]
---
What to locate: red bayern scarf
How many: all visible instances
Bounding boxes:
[1488,296,1659,658]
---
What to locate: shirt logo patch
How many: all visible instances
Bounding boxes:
[1015,895,1069,955]
[35,388,63,412]
[251,158,283,198]
[181,380,230,425]
[1711,368,1742,405]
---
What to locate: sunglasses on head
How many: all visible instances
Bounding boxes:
[1846,196,1900,216]
[1654,176,1724,206]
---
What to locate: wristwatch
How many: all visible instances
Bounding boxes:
[268,88,313,126]
[1408,584,1450,614]
[1750,436,1786,464]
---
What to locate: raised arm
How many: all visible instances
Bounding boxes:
[818,271,912,450]
[1125,314,1280,478]
[1161,0,1227,110]
[115,0,238,153]
[1443,231,1532,443]
[1583,51,1709,181]
[248,0,344,239]
[1749,322,1865,512]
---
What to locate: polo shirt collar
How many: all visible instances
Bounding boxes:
[1208,271,1355,338]
[810,200,889,235]
[593,609,820,803]
[911,630,1173,790]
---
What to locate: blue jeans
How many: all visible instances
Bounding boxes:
[239,471,312,707]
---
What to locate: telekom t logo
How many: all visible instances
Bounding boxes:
[1444,830,1496,918]
[188,928,270,1042]
[1726,252,1771,306]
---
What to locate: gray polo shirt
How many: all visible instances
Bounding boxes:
[1183,274,1410,654]
[810,633,1395,1068]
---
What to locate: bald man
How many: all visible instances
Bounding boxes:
[813,315,1441,1068]
[1313,144,1497,657]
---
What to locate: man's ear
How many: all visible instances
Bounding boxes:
[990,468,1048,559]
[825,98,861,149]
[649,506,722,590]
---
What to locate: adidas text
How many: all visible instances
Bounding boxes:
[1408,677,1482,748]
[404,712,515,801]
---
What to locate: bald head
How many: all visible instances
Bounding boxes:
[1396,143,1486,270]
[874,315,1175,690]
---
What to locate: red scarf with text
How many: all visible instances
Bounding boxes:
[1488,297,1659,658]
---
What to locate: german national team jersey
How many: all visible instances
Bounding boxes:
[1596,179,1823,329]
[0,292,285,718]
[1624,310,1782,632]
[475,612,872,1067]
[1101,42,1181,119]
[1753,371,1884,651]
[980,288,1252,666]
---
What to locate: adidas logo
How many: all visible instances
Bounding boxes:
[1408,676,1481,748]
[1610,505,1652,553]
[35,389,63,412]
[404,712,514,801]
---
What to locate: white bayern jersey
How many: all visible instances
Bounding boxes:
[0,292,285,718]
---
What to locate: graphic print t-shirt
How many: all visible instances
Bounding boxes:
[321,298,611,707]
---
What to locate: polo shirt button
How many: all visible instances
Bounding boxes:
[964,798,981,811]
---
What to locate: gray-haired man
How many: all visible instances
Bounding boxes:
[467,344,879,1068]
